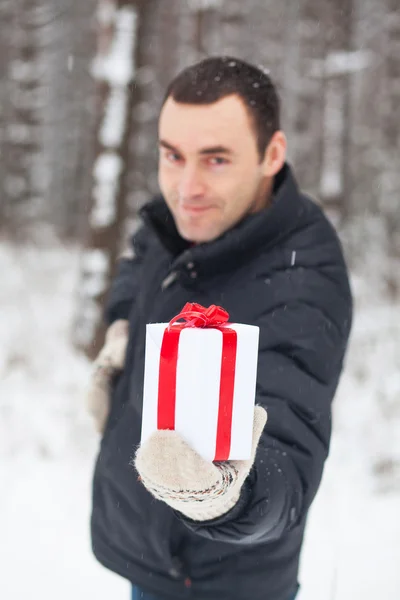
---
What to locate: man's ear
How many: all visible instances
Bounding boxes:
[261,131,287,177]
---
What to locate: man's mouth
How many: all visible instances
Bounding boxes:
[181,204,214,214]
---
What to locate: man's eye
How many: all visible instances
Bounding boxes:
[209,157,227,166]
[166,152,181,162]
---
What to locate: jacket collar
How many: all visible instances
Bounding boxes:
[139,163,305,280]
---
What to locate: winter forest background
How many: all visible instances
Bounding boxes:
[1,0,399,599]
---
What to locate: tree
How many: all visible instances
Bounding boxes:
[0,0,13,224]
[40,0,97,238]
[281,0,326,200]
[380,0,400,294]
[318,0,355,222]
[72,0,146,359]
[1,0,45,237]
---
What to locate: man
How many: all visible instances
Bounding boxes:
[88,57,352,600]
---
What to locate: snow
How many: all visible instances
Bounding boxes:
[99,86,130,148]
[187,0,223,12]
[320,171,342,198]
[90,5,138,229]
[320,80,344,197]
[5,175,27,197]
[81,247,110,275]
[92,6,137,87]
[93,150,123,184]
[10,60,37,83]
[74,248,111,346]
[1,239,399,599]
[91,152,123,228]
[96,0,115,28]
[324,51,375,76]
[310,51,375,78]
[7,124,32,144]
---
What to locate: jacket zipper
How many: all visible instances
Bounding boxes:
[161,270,179,290]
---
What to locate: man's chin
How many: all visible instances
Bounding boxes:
[177,223,219,244]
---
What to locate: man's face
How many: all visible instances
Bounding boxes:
[158,94,272,243]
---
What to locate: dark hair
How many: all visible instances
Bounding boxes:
[162,56,280,161]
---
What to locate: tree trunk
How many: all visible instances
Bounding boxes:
[284,0,326,199]
[1,0,44,237]
[39,0,97,238]
[72,0,145,359]
[380,0,400,295]
[68,0,98,240]
[0,0,14,226]
[319,0,354,222]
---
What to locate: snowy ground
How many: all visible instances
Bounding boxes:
[1,240,399,600]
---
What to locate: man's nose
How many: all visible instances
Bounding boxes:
[179,166,206,200]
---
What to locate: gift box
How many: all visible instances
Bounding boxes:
[140,303,260,462]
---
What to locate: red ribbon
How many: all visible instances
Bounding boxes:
[157,303,237,461]
[168,302,230,329]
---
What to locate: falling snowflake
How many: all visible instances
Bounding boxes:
[257,64,270,75]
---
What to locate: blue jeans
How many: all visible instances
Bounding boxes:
[131,585,299,599]
[131,587,160,600]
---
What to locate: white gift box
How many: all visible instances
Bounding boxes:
[141,316,259,462]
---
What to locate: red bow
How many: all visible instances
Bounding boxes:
[168,302,229,329]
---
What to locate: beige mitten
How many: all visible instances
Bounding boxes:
[86,319,129,433]
[134,406,267,521]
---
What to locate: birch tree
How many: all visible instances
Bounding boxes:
[39,0,97,237]
[68,0,98,238]
[0,0,13,224]
[1,0,45,236]
[72,0,143,359]
[340,0,389,274]
[281,0,326,199]
[317,0,354,222]
[348,0,382,218]
[380,0,400,294]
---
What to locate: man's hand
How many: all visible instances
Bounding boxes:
[86,319,129,433]
[134,406,267,521]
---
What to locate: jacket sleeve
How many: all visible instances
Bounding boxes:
[104,226,148,325]
[177,264,353,545]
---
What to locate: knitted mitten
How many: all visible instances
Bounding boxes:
[86,319,129,433]
[134,406,267,521]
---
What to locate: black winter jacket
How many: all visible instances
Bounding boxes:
[91,164,352,600]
